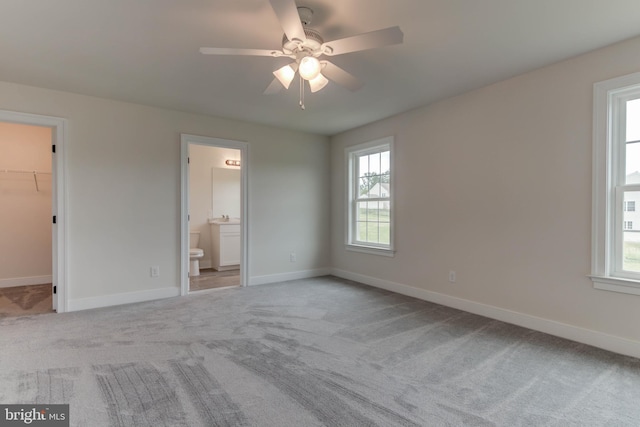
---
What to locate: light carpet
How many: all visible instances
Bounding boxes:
[1,276,639,426]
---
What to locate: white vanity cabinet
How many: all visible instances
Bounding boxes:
[210,221,240,271]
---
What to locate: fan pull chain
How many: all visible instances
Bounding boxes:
[299,75,305,110]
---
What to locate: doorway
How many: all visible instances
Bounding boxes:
[0,110,67,313]
[180,134,248,294]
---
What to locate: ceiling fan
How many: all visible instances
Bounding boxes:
[200,0,403,109]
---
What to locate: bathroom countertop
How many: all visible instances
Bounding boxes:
[208,218,240,225]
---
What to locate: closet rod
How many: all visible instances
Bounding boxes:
[1,169,52,192]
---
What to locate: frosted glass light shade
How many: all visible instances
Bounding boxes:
[309,73,329,93]
[298,56,321,81]
[273,64,296,89]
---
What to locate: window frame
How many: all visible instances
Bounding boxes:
[591,72,640,295]
[345,136,395,257]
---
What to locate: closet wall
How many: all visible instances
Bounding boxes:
[0,122,52,287]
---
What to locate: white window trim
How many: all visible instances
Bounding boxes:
[591,71,640,295]
[345,136,395,257]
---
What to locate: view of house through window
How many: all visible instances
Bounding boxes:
[357,149,390,244]
[622,98,640,272]
[347,137,393,254]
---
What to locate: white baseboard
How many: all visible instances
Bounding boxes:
[250,268,332,286]
[331,269,640,360]
[66,268,331,311]
[0,275,52,288]
[67,286,180,312]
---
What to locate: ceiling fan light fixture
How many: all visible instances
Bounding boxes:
[200,2,403,109]
[298,56,321,81]
[309,73,329,93]
[273,64,296,89]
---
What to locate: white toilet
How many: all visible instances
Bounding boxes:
[189,231,205,277]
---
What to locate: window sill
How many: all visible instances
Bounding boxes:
[589,275,640,296]
[346,244,395,257]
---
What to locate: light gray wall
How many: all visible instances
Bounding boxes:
[0,80,330,302]
[331,35,640,343]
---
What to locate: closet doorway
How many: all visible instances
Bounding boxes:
[0,110,67,314]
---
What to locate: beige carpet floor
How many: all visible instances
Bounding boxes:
[1,276,640,426]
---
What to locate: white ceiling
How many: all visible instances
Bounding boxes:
[2,0,640,135]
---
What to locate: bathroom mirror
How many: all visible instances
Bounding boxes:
[211,167,240,218]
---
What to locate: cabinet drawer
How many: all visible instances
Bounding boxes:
[219,224,240,233]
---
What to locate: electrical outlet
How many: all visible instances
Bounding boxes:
[448,270,456,283]
[290,252,297,262]
[151,266,160,278]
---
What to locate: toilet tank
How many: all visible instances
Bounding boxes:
[189,231,200,248]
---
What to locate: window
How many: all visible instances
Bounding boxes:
[346,137,394,256]
[592,72,640,295]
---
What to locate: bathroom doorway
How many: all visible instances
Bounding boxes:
[180,134,248,294]
[0,111,67,314]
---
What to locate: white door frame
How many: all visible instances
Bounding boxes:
[0,110,68,312]
[180,134,249,295]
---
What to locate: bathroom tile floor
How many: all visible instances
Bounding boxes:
[189,268,240,292]
[0,284,53,317]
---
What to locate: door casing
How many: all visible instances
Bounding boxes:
[0,110,68,312]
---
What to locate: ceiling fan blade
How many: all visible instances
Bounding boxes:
[264,78,283,95]
[322,26,403,56]
[268,0,306,43]
[321,61,363,91]
[200,47,279,57]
